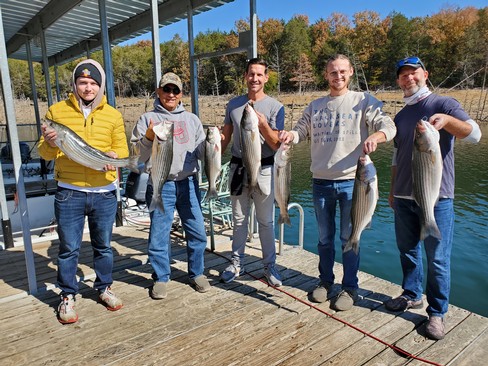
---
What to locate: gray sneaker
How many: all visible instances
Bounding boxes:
[220,258,244,283]
[332,289,359,311]
[151,281,168,300]
[311,283,333,303]
[263,264,282,287]
[425,316,445,340]
[384,295,424,312]
[58,294,78,324]
[190,275,211,293]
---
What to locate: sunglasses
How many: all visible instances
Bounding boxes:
[162,85,181,94]
[396,56,426,71]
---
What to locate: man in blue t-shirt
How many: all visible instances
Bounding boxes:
[386,56,481,340]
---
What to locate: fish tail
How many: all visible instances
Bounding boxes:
[420,222,442,241]
[207,188,218,199]
[127,155,141,173]
[343,240,359,254]
[278,213,291,227]
[148,194,165,213]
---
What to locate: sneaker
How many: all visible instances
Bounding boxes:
[311,283,333,303]
[99,287,123,311]
[220,258,244,283]
[58,294,78,324]
[263,264,282,287]
[332,289,359,311]
[384,295,424,312]
[425,316,445,340]
[151,281,168,300]
[190,275,211,293]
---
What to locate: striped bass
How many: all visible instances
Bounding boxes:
[344,155,378,254]
[204,126,222,199]
[240,102,261,193]
[274,142,292,226]
[412,118,442,240]
[43,119,139,172]
[148,122,174,213]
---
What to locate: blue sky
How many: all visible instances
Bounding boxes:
[126,0,486,45]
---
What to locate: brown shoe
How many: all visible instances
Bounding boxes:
[384,295,423,312]
[425,316,445,340]
[311,282,333,303]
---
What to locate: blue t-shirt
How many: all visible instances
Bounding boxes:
[393,94,470,198]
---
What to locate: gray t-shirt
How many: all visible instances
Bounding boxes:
[224,94,285,160]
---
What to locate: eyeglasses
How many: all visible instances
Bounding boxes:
[162,85,181,95]
[396,56,426,72]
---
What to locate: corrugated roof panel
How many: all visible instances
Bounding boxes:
[1,0,235,63]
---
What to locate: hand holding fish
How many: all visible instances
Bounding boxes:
[363,131,387,155]
[145,120,155,141]
[278,130,294,144]
[41,123,58,148]
[102,151,117,172]
[428,113,448,130]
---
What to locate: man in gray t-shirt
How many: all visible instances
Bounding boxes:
[220,58,285,287]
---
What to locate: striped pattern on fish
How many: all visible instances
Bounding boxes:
[204,126,222,199]
[412,119,442,240]
[148,122,174,213]
[344,155,378,254]
[274,142,292,226]
[239,102,261,193]
[43,119,139,172]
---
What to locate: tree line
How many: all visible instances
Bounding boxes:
[7,5,488,100]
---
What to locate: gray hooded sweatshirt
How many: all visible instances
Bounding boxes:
[131,99,205,182]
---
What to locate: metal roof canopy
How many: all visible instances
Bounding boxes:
[0,0,257,296]
[3,0,236,65]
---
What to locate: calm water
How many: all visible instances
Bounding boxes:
[275,124,488,317]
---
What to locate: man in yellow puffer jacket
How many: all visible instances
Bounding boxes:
[38,59,129,324]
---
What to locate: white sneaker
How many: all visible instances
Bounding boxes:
[99,287,123,311]
[58,294,78,324]
[264,264,282,287]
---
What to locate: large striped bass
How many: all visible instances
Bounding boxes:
[274,142,292,226]
[43,119,139,172]
[240,102,261,193]
[412,118,442,240]
[344,155,378,254]
[148,122,174,213]
[204,126,222,199]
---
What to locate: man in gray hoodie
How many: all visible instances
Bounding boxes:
[131,72,209,299]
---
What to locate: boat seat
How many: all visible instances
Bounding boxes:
[200,161,232,251]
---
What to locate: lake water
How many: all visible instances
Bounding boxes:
[275,124,488,317]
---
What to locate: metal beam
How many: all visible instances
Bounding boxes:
[0,4,37,292]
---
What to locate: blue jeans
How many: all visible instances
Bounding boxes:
[55,187,117,295]
[313,178,358,290]
[145,176,207,282]
[394,197,454,317]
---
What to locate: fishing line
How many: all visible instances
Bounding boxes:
[210,250,443,366]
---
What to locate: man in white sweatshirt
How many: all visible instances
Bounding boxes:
[279,54,396,311]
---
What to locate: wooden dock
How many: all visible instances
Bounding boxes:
[0,223,487,365]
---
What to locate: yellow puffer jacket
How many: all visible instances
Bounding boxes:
[38,93,129,187]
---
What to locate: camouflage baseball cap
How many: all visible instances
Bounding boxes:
[159,72,182,90]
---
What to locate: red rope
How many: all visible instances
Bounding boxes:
[211,250,443,366]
